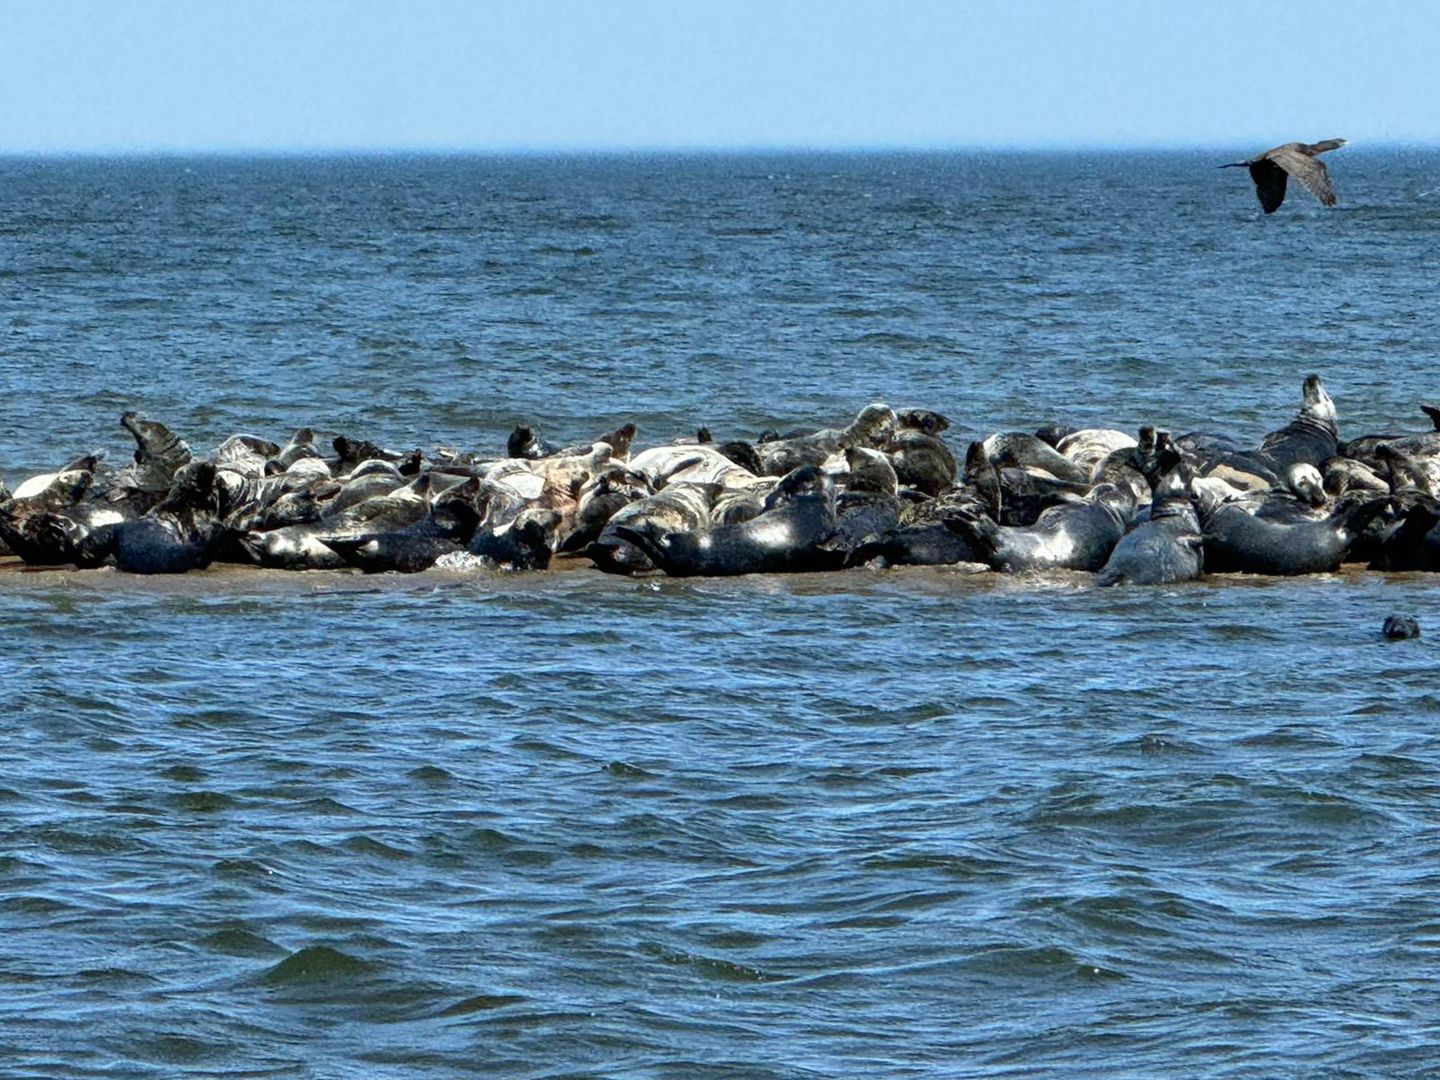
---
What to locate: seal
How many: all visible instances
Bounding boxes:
[614,465,837,577]
[586,481,717,574]
[469,507,563,569]
[886,411,956,496]
[463,465,578,570]
[846,482,990,568]
[506,424,555,460]
[1324,456,1390,497]
[108,461,227,574]
[1382,614,1421,640]
[1201,494,1392,575]
[628,445,752,489]
[948,483,1133,573]
[0,503,128,568]
[0,456,116,566]
[1033,423,1077,448]
[1254,373,1339,472]
[992,466,1091,527]
[1096,468,1204,586]
[1281,463,1327,508]
[981,432,1091,487]
[1339,403,1440,460]
[508,421,637,463]
[812,448,903,567]
[321,483,482,573]
[214,433,282,478]
[238,475,435,569]
[755,404,896,477]
[1365,495,1440,571]
[332,434,411,470]
[267,428,325,474]
[1056,428,1137,477]
[557,465,652,553]
[711,479,779,526]
[114,411,192,499]
[1177,378,1339,489]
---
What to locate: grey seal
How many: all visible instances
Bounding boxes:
[1096,468,1204,586]
[615,466,837,577]
[949,483,1134,573]
[1202,494,1392,575]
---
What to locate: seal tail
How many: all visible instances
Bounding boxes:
[317,533,381,569]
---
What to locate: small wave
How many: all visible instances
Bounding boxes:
[644,942,788,984]
[211,857,281,881]
[961,942,1124,980]
[167,790,237,813]
[340,834,412,860]
[2,894,80,916]
[75,967,161,987]
[198,927,286,958]
[604,760,654,779]
[35,827,147,856]
[431,551,494,573]
[710,225,782,238]
[859,852,1012,880]
[432,993,529,1018]
[116,1031,230,1066]
[1106,732,1209,756]
[259,945,377,986]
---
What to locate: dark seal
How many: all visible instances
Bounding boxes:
[1382,614,1421,640]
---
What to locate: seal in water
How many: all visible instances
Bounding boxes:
[1383,614,1421,640]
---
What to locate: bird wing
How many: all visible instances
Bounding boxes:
[1267,145,1337,206]
[1248,158,1289,213]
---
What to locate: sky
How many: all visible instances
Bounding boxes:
[2,0,1438,154]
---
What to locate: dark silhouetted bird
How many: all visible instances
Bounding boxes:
[1220,139,1346,213]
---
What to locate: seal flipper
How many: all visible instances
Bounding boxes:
[1422,404,1440,431]
[609,524,677,574]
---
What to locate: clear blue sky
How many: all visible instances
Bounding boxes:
[2,0,1436,154]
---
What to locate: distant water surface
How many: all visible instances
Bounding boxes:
[2,152,1440,1078]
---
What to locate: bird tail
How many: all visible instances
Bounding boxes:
[1309,139,1346,155]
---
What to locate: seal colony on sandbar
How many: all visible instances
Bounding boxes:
[3,375,1439,584]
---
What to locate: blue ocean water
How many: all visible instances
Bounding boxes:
[3,151,1440,1077]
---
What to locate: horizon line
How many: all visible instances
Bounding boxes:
[2,138,1438,160]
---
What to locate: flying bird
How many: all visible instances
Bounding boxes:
[1220,139,1346,213]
